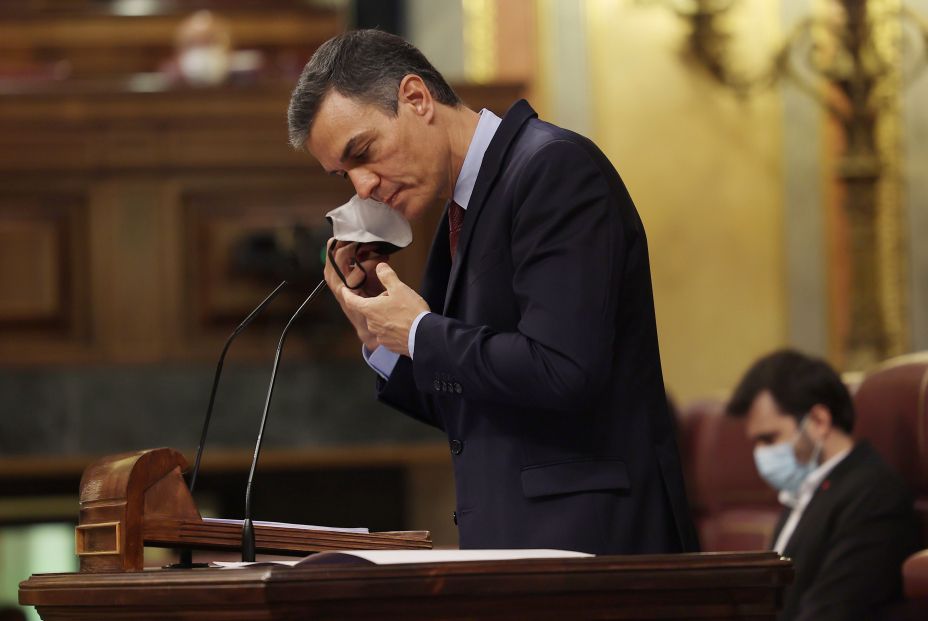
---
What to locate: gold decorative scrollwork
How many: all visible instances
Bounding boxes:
[871,0,909,363]
[651,0,928,367]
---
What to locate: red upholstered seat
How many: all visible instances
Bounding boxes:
[853,353,928,544]
[905,550,928,598]
[678,399,780,551]
[852,353,928,612]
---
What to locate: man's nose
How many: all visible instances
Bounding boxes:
[347,168,378,200]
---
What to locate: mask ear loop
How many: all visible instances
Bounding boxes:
[794,414,824,467]
[327,239,367,290]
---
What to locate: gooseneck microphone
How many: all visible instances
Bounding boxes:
[175,280,288,569]
[188,280,289,495]
[241,279,328,562]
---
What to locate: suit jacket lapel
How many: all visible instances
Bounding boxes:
[781,442,868,557]
[442,99,538,315]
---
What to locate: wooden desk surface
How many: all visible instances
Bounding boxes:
[20,551,792,620]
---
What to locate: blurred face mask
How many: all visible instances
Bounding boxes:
[325,195,412,290]
[179,45,230,87]
[753,416,823,494]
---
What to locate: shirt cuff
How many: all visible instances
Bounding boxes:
[408,311,431,360]
[362,344,400,380]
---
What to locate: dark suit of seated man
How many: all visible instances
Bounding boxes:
[727,349,919,621]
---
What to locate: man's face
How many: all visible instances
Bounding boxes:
[744,391,816,462]
[306,89,448,222]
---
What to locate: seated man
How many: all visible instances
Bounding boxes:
[727,349,919,621]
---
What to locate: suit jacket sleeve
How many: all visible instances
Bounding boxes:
[408,139,625,412]
[377,355,444,431]
[794,482,915,621]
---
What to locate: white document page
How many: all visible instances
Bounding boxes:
[302,549,593,565]
[201,517,369,534]
[212,549,592,569]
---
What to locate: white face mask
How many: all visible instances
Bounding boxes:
[179,46,230,86]
[325,195,412,248]
[325,196,412,289]
[753,416,823,494]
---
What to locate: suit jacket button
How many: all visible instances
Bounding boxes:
[433,379,442,392]
[452,511,458,526]
[450,439,464,455]
[454,382,462,394]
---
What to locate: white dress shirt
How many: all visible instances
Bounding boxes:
[364,108,502,379]
[772,446,852,555]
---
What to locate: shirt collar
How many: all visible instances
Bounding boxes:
[778,445,853,508]
[452,109,502,210]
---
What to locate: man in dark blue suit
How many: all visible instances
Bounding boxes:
[288,29,697,555]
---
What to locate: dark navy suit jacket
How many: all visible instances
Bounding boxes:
[378,100,698,554]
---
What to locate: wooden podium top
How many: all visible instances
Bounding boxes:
[74,448,432,573]
[21,551,792,621]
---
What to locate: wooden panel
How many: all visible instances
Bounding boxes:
[0,216,60,321]
[80,178,181,363]
[164,126,306,169]
[181,178,351,326]
[0,194,88,334]
[0,129,94,173]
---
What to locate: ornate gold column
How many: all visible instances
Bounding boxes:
[660,0,918,369]
[835,0,908,368]
[870,0,909,364]
[462,0,498,83]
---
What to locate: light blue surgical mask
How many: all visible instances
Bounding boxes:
[753,417,822,494]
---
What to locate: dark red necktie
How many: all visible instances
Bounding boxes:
[448,201,465,261]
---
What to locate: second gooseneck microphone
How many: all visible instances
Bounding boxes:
[241,279,328,562]
[176,280,288,569]
[188,281,290,496]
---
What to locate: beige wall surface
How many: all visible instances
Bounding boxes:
[581,1,788,400]
[905,0,928,352]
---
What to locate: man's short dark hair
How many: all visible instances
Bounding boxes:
[727,349,855,433]
[287,29,462,151]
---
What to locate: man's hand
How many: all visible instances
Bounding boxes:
[341,263,429,357]
[323,238,389,350]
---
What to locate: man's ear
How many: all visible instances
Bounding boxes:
[807,404,834,439]
[398,74,434,122]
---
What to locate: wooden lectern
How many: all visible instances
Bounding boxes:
[74,448,430,572]
[21,552,793,620]
[19,448,793,620]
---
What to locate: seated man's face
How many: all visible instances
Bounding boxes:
[307,89,447,222]
[744,391,817,464]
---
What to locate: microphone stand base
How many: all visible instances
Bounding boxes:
[242,518,256,562]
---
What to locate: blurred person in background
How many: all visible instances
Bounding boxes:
[727,349,919,621]
[164,10,232,87]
